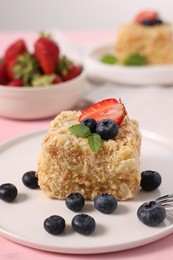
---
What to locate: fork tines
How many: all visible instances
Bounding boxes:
[156,193,173,206]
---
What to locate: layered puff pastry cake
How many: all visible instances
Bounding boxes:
[115,10,173,64]
[36,98,141,201]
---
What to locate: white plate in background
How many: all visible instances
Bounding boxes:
[84,42,173,85]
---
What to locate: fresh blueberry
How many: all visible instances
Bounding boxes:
[81,117,97,133]
[96,119,118,140]
[72,214,96,235]
[0,183,18,202]
[137,201,166,226]
[154,18,163,24]
[22,171,39,189]
[44,215,65,235]
[140,170,162,191]
[65,192,85,212]
[141,18,163,26]
[94,193,118,214]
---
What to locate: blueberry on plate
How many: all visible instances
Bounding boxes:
[140,170,162,191]
[80,117,97,133]
[0,183,18,202]
[72,214,96,235]
[22,170,39,189]
[65,192,85,212]
[137,201,166,226]
[96,119,118,140]
[44,215,65,235]
[94,193,118,214]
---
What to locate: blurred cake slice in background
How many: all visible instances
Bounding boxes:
[115,10,173,65]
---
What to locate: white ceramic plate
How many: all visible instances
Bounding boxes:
[84,42,173,85]
[0,129,173,254]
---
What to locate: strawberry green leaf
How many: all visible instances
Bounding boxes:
[69,124,91,137]
[88,133,101,154]
[13,52,39,86]
[57,56,73,76]
[32,74,56,86]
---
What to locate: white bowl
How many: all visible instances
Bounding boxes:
[0,68,86,120]
[84,42,173,85]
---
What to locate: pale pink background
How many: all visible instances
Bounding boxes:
[0,31,173,260]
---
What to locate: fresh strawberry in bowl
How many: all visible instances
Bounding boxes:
[34,34,60,75]
[7,79,24,87]
[0,33,83,87]
[57,56,82,81]
[0,62,9,85]
[0,32,86,120]
[4,39,27,65]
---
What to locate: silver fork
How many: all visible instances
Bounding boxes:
[156,193,173,208]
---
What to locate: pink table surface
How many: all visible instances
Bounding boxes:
[0,31,173,260]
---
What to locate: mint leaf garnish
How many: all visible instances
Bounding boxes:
[69,124,102,154]
[100,54,118,64]
[69,124,91,137]
[88,133,101,154]
[124,54,147,66]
